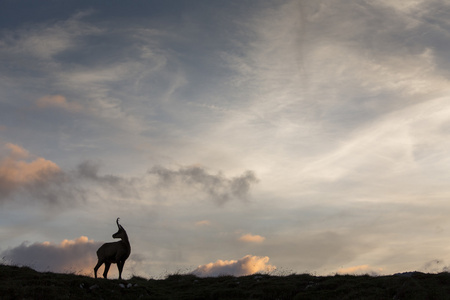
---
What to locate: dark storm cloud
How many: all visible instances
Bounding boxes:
[150,165,258,205]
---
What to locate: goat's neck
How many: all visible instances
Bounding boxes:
[120,233,131,248]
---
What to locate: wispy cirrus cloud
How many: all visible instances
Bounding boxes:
[219,0,450,144]
[0,10,100,60]
[0,10,182,141]
[297,97,450,204]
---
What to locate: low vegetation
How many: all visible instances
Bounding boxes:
[2,264,450,299]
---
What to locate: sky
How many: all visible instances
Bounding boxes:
[1,0,450,279]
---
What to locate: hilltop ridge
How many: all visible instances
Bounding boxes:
[1,264,450,299]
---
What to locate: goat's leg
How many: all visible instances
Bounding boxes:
[94,260,103,279]
[103,262,111,279]
[117,260,125,280]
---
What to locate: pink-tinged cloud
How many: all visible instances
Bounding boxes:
[0,146,259,207]
[239,233,266,243]
[195,220,211,226]
[0,143,60,199]
[5,143,29,159]
[36,95,82,113]
[1,236,102,276]
[337,265,383,275]
[191,255,276,277]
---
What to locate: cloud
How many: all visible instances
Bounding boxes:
[337,265,383,276]
[75,160,139,198]
[298,97,450,197]
[0,10,100,60]
[195,220,211,226]
[0,143,61,201]
[239,233,265,243]
[5,143,29,159]
[0,143,258,209]
[419,259,450,274]
[26,159,141,206]
[219,0,450,149]
[191,255,276,277]
[0,144,126,207]
[36,95,83,113]
[0,144,136,206]
[1,236,101,275]
[149,166,258,205]
[0,11,151,137]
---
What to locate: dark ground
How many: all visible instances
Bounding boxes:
[1,264,450,299]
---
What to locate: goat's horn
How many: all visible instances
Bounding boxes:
[116,217,120,228]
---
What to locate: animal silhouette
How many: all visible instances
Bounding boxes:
[94,218,131,280]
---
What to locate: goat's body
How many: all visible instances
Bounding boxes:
[94,241,130,279]
[97,241,130,263]
[94,218,131,280]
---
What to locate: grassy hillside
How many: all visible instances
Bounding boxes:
[2,264,450,299]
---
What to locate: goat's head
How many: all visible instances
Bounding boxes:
[112,217,126,239]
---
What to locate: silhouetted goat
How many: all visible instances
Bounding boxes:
[94,218,131,280]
